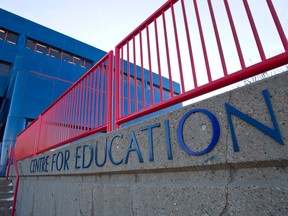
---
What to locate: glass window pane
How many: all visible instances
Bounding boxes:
[62,52,73,63]
[35,43,48,54]
[0,29,6,40]
[85,60,92,68]
[50,48,61,59]
[74,57,84,66]
[6,32,18,44]
[26,39,35,50]
[0,61,11,76]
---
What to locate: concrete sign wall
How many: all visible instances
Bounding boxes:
[12,72,288,215]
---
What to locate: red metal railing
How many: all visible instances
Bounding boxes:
[6,147,19,216]
[15,51,113,161]
[15,0,288,161]
[114,0,288,128]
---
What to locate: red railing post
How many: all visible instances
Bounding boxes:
[5,146,13,180]
[107,50,114,132]
[11,147,19,216]
[115,47,120,130]
[34,114,43,156]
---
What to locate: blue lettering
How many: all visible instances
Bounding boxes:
[51,153,57,171]
[75,146,81,169]
[63,151,69,170]
[177,109,220,156]
[44,156,49,172]
[125,131,144,164]
[141,123,160,162]
[108,134,123,165]
[95,139,107,167]
[56,151,64,171]
[30,159,35,173]
[82,144,93,169]
[164,120,173,160]
[225,89,284,152]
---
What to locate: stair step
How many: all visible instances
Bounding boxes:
[0,179,12,187]
[0,208,12,216]
[0,185,13,193]
[0,192,13,199]
[0,199,13,209]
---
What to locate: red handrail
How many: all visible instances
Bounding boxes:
[15,51,114,161]
[15,0,288,161]
[114,0,288,128]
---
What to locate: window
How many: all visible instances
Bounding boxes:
[62,52,73,63]
[26,39,36,49]
[0,28,19,45]
[74,56,84,67]
[49,48,61,59]
[6,32,18,44]
[25,38,93,68]
[35,43,48,54]
[0,61,11,76]
[85,60,92,69]
[0,29,5,40]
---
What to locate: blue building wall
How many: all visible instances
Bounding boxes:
[0,9,106,175]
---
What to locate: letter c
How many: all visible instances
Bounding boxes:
[108,134,123,165]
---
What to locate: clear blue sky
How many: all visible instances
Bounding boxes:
[0,0,167,51]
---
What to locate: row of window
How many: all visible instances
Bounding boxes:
[123,73,179,98]
[26,39,93,69]
[0,28,18,45]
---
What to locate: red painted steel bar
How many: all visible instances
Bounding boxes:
[127,42,131,115]
[72,85,78,137]
[115,47,120,129]
[243,0,266,61]
[207,0,228,76]
[162,11,174,97]
[146,24,155,106]
[171,3,185,92]
[95,69,100,127]
[224,0,246,69]
[84,75,88,131]
[106,51,113,131]
[81,79,85,130]
[181,0,198,87]
[121,47,125,118]
[11,148,19,216]
[266,0,288,52]
[139,31,146,109]
[91,69,96,129]
[194,0,212,83]
[154,18,164,102]
[99,63,104,125]
[133,36,138,112]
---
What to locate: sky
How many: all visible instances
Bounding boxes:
[0,0,167,52]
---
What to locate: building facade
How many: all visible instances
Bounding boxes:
[0,9,107,175]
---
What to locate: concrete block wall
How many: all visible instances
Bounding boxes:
[11,72,288,215]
